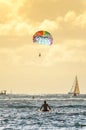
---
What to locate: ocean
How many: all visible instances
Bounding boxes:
[0,94,86,130]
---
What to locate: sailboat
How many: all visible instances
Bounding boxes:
[0,90,7,95]
[68,76,80,96]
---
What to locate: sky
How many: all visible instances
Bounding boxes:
[0,0,86,94]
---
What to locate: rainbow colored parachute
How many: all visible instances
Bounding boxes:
[33,30,53,45]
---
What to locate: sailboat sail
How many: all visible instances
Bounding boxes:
[74,76,80,96]
[68,76,80,96]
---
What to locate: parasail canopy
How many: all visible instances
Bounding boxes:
[33,30,53,45]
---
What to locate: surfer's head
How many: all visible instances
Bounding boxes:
[44,100,46,104]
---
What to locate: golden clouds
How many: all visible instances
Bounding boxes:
[18,0,85,22]
[0,0,86,37]
[64,11,76,23]
[64,11,86,29]
[0,0,86,64]
[0,2,11,23]
[0,0,24,24]
[18,0,59,22]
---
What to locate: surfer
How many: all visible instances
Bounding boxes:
[40,100,51,112]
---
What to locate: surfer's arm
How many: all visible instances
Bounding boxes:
[47,104,51,110]
[40,105,43,110]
